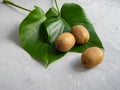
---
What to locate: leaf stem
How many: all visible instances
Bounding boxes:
[3,0,31,12]
[54,0,60,15]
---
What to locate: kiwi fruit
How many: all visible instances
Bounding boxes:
[71,25,90,44]
[55,32,75,52]
[81,47,104,68]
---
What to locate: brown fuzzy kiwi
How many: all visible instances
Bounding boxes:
[71,25,90,44]
[81,47,104,68]
[55,32,75,52]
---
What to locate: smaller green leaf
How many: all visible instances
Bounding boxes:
[46,7,59,18]
[44,7,71,43]
[44,17,70,43]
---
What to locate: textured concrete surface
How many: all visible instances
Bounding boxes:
[0,0,120,90]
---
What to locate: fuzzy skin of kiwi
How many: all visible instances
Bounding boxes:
[55,32,75,52]
[81,47,104,68]
[71,25,90,44]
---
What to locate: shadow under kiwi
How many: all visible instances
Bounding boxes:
[71,58,90,72]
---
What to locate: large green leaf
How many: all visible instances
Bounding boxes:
[19,6,66,66]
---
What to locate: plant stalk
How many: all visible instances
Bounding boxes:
[3,0,31,12]
[54,0,60,15]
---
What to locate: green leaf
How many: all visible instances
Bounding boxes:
[45,7,59,18]
[60,3,104,52]
[19,6,66,66]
